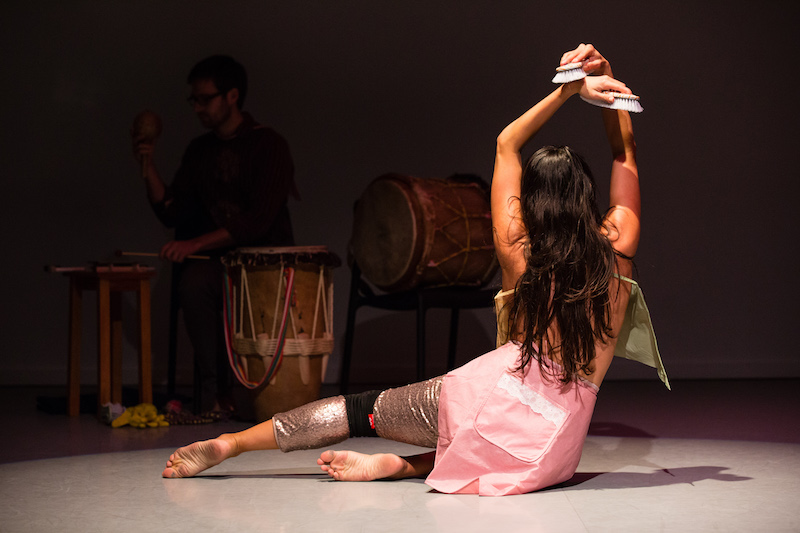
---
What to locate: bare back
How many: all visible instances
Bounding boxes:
[494,206,639,387]
[491,67,640,389]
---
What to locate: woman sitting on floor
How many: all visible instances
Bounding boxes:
[162,43,667,496]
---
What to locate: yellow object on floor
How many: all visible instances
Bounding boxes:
[111,403,169,428]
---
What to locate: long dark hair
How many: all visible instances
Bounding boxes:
[507,146,617,382]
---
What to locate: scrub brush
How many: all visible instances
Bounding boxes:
[552,62,586,84]
[580,92,644,113]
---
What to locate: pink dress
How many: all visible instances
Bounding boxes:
[425,342,598,496]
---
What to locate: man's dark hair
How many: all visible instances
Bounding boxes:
[187,55,248,109]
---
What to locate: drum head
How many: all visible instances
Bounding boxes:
[223,246,341,268]
[235,246,329,255]
[350,178,418,290]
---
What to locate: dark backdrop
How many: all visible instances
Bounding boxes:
[2,1,797,387]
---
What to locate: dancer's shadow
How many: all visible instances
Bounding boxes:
[553,421,752,490]
[588,421,657,439]
[556,465,751,491]
[422,464,751,533]
[189,467,328,480]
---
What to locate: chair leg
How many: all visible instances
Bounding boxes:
[96,279,112,412]
[447,308,460,371]
[110,291,123,405]
[416,295,427,382]
[340,265,362,394]
[67,278,82,417]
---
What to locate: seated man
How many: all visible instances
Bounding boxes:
[133,55,299,412]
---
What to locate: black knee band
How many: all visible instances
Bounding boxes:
[345,390,382,438]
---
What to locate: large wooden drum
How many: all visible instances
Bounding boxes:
[222,246,340,422]
[350,173,498,292]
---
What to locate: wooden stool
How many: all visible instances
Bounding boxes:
[58,266,156,416]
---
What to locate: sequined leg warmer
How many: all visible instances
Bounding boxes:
[373,377,442,449]
[272,396,350,452]
[272,376,443,452]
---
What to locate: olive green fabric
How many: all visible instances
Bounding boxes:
[493,275,670,390]
[612,274,670,389]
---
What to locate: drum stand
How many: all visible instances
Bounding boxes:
[340,262,496,394]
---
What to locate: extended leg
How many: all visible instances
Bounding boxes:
[162,419,279,478]
[163,378,442,478]
[163,396,349,478]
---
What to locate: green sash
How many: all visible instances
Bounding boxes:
[613,274,670,389]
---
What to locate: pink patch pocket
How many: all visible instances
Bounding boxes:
[474,373,569,463]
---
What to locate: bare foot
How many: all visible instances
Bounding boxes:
[316,450,408,481]
[162,436,236,478]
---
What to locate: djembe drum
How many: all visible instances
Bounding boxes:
[350,173,498,292]
[222,246,340,421]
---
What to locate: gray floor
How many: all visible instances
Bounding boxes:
[1,380,799,532]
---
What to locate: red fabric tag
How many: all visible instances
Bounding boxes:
[368,413,375,429]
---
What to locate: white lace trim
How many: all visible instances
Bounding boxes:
[496,373,567,425]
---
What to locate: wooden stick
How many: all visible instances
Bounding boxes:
[45,265,89,273]
[116,250,211,260]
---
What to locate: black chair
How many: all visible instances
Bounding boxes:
[340,261,496,394]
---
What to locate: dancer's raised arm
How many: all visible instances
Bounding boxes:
[601,102,640,258]
[550,45,648,390]
[492,71,630,289]
[492,86,570,288]
[559,43,641,257]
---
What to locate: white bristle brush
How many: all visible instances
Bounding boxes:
[552,62,586,84]
[580,92,644,113]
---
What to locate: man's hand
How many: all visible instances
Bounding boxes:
[159,228,235,262]
[132,133,157,174]
[160,239,202,263]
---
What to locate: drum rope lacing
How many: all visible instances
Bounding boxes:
[426,182,496,285]
[223,265,296,389]
[223,261,334,389]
